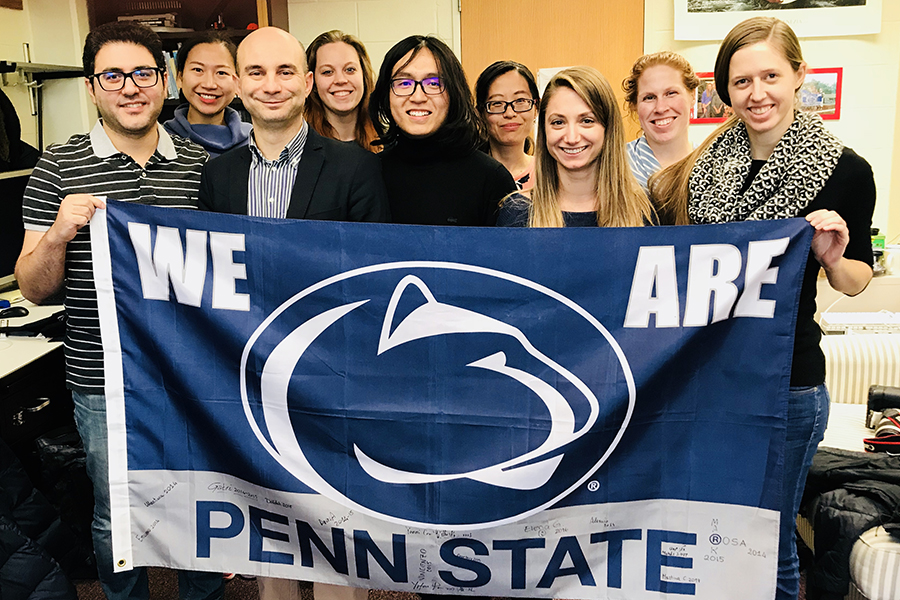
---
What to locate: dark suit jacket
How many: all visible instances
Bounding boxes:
[198,127,390,223]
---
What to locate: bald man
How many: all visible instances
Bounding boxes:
[198,26,388,223]
[197,27,384,600]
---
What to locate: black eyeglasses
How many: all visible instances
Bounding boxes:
[90,68,162,91]
[484,98,537,114]
[390,77,445,96]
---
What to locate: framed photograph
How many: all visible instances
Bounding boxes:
[674,0,882,41]
[800,67,842,120]
[691,73,734,124]
[690,68,842,124]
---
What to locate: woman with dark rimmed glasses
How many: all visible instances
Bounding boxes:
[475,61,540,190]
[369,35,516,226]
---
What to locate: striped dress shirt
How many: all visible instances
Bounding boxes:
[247,121,308,219]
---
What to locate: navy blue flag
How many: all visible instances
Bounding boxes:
[91,201,812,598]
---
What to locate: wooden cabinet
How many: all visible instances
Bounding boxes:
[86,0,288,45]
[460,0,644,141]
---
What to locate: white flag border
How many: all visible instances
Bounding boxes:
[90,204,134,573]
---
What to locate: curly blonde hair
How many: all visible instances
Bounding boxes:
[622,51,699,118]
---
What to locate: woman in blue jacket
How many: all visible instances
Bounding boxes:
[164,31,251,158]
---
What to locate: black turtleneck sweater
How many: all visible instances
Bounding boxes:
[379,133,517,226]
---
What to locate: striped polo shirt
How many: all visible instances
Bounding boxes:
[22,120,207,394]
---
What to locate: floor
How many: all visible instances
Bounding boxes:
[74,569,808,600]
[74,572,430,600]
[74,570,267,600]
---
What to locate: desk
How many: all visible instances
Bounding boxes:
[816,274,900,317]
[0,298,64,379]
[0,292,69,453]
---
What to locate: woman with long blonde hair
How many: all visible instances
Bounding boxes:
[497,66,653,227]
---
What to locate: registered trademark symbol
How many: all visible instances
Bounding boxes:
[587,480,600,492]
[709,533,722,545]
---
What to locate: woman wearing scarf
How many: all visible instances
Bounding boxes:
[651,17,875,600]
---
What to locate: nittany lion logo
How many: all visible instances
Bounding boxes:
[241,262,634,528]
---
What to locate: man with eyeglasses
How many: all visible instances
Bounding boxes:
[369,35,516,226]
[17,21,221,600]
[198,27,389,226]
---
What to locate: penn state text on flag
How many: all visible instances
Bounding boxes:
[91,200,812,599]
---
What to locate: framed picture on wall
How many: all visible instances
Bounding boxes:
[691,73,733,124]
[690,68,842,124]
[674,0,882,40]
[800,67,842,121]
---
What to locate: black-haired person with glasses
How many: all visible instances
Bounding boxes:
[475,61,540,190]
[17,21,218,600]
[370,35,515,226]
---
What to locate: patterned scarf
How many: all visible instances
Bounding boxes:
[688,111,843,224]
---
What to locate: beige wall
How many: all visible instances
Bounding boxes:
[892,57,900,243]
[644,0,900,240]
[286,0,460,74]
[5,0,899,240]
[0,0,92,149]
[1,3,39,146]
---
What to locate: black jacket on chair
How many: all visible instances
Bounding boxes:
[801,448,900,600]
[0,438,77,600]
[198,127,390,223]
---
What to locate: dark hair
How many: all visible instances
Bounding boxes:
[623,51,700,115]
[305,30,378,151]
[369,35,484,152]
[175,31,237,75]
[474,60,540,153]
[83,21,165,77]
[713,16,803,106]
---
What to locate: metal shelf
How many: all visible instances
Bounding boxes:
[0,62,84,151]
[0,61,82,81]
